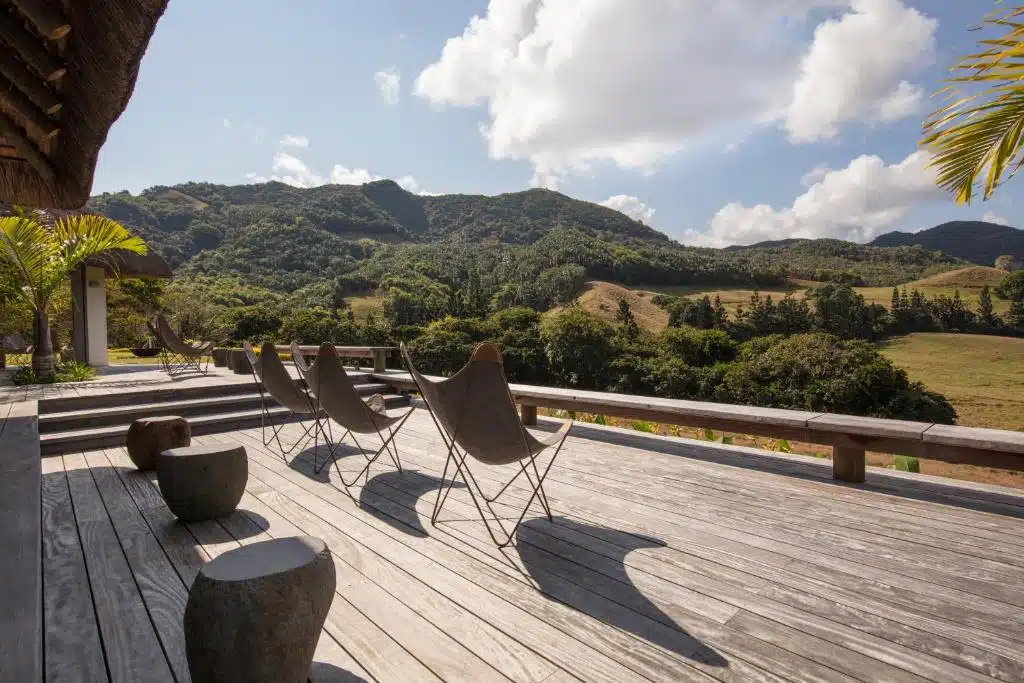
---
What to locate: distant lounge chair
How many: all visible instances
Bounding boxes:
[402,342,573,547]
[244,341,331,464]
[294,342,414,495]
[151,315,214,377]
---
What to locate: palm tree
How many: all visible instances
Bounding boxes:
[0,207,147,381]
[921,4,1024,204]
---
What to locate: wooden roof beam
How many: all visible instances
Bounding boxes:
[8,0,70,40]
[0,8,64,82]
[0,48,60,115]
[0,109,55,184]
[0,71,58,139]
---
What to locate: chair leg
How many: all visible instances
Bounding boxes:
[436,436,567,548]
[326,410,413,493]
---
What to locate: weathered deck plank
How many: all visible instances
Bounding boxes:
[37,405,1024,682]
[61,452,175,683]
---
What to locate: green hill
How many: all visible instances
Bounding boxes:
[86,180,971,302]
[870,221,1024,266]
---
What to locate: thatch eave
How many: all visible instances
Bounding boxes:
[0,0,168,209]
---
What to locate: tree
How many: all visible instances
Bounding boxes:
[978,285,1000,328]
[920,5,1024,203]
[615,298,640,340]
[996,270,1024,300]
[0,208,146,381]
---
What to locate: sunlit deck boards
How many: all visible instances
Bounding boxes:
[41,409,1024,682]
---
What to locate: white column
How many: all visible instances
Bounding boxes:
[84,266,108,366]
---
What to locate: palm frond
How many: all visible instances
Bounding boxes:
[920,4,1024,204]
[0,213,57,306]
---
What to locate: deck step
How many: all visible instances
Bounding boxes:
[36,370,371,414]
[37,382,392,433]
[38,394,411,455]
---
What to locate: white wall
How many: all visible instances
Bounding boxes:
[85,266,108,366]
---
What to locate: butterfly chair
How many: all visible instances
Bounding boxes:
[244,341,333,469]
[150,315,214,377]
[295,342,414,498]
[402,342,573,548]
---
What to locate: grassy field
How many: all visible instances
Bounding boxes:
[879,333,1024,432]
[346,293,385,321]
[553,281,669,330]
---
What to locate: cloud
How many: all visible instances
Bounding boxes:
[415,0,936,186]
[600,195,655,223]
[982,211,1010,226]
[800,165,830,188]
[221,118,232,128]
[246,151,430,194]
[279,134,310,149]
[374,67,401,105]
[785,0,936,142]
[689,150,941,247]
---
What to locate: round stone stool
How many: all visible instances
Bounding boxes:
[228,349,250,375]
[184,536,336,683]
[126,416,191,471]
[212,348,229,368]
[156,444,248,521]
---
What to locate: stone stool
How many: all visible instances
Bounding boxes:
[184,536,336,683]
[228,349,250,375]
[126,416,191,470]
[212,348,229,367]
[156,444,248,521]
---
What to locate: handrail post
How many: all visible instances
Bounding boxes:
[520,404,537,426]
[833,447,865,483]
[373,349,387,373]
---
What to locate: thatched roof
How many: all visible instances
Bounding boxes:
[0,0,168,209]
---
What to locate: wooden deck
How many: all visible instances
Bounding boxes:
[41,408,1024,682]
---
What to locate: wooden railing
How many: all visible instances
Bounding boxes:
[274,345,396,373]
[372,371,1024,483]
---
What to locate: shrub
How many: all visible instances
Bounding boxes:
[12,360,97,385]
[540,306,613,388]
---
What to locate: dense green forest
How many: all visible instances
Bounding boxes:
[62,181,1021,424]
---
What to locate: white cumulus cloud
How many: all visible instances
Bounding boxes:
[246,152,429,194]
[279,134,310,149]
[600,195,655,223]
[785,0,936,142]
[982,211,1010,226]
[375,67,401,105]
[690,150,941,247]
[415,0,936,186]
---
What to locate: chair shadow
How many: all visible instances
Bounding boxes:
[310,661,370,682]
[516,516,728,667]
[359,470,463,537]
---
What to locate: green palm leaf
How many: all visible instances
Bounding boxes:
[921,5,1024,204]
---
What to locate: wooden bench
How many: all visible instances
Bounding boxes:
[274,345,396,373]
[373,371,1024,483]
[0,401,42,682]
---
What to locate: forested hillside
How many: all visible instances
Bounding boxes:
[871,221,1024,265]
[88,181,968,307]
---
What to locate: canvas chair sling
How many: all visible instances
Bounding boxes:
[151,315,213,376]
[245,341,333,463]
[298,342,414,497]
[402,342,572,548]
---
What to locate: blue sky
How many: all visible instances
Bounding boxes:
[92,0,1018,247]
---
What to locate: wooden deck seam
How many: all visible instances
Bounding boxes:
[313,423,1024,679]
[81,451,184,683]
[358,438,1007,683]
[59,454,115,683]
[213,433,714,683]
[393,422,1024,610]
[223,430,862,683]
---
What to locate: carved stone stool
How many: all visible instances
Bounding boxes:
[156,444,247,521]
[184,536,336,683]
[125,416,191,470]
